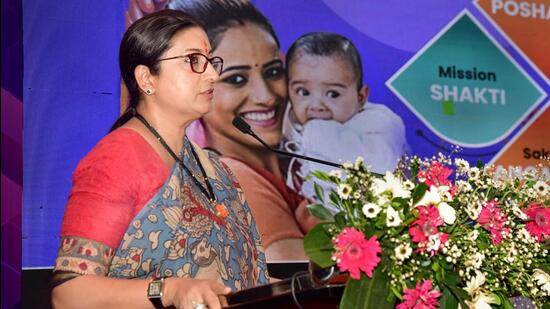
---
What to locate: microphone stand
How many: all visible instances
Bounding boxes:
[235,123,342,168]
[232,116,384,179]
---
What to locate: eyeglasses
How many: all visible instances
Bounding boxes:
[158,53,224,75]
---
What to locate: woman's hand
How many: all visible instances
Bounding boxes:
[164,277,232,309]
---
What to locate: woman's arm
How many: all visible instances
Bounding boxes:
[52,275,230,309]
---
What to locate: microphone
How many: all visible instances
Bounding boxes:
[232,116,384,178]
[232,116,341,168]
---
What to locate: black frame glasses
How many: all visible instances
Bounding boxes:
[158,53,224,75]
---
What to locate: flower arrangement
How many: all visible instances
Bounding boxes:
[303,154,549,309]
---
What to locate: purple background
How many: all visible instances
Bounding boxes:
[2,0,22,307]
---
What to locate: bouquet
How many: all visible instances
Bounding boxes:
[303,154,549,309]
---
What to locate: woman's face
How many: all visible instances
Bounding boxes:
[152,27,219,121]
[203,23,287,149]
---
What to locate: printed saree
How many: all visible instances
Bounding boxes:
[54,132,269,291]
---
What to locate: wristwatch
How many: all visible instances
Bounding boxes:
[147,277,165,308]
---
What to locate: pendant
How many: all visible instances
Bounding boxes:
[215,204,229,220]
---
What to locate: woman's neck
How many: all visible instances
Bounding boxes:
[206,130,283,179]
[135,105,191,155]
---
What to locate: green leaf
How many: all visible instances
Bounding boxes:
[478,240,489,250]
[441,270,460,286]
[303,224,335,268]
[307,203,334,221]
[313,182,325,203]
[439,285,459,309]
[329,191,341,208]
[334,212,347,227]
[441,282,469,309]
[476,160,484,169]
[412,183,429,205]
[390,285,403,301]
[311,170,333,182]
[339,258,395,309]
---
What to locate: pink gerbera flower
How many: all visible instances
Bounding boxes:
[332,227,381,280]
[523,203,550,242]
[397,280,442,309]
[417,161,454,188]
[409,206,448,255]
[478,200,510,245]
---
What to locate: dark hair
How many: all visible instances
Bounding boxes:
[286,32,363,90]
[168,0,280,51]
[110,9,203,132]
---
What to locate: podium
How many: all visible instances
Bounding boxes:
[224,270,346,309]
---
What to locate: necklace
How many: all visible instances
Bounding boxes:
[134,112,217,205]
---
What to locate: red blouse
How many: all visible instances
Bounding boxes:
[60,128,169,249]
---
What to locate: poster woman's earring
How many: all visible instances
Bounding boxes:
[145,89,154,96]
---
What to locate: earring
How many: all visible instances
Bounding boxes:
[145,89,154,95]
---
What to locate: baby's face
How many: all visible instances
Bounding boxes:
[288,54,364,125]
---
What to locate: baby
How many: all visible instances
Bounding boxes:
[282,32,408,199]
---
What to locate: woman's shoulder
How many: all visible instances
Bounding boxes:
[74,128,164,179]
[86,127,147,155]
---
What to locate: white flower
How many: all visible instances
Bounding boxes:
[468,229,479,241]
[372,178,388,196]
[354,156,364,169]
[386,206,401,227]
[533,269,549,287]
[518,227,535,243]
[464,272,486,295]
[468,167,481,181]
[342,161,353,169]
[437,185,454,201]
[337,184,352,199]
[465,252,485,269]
[466,202,482,220]
[403,180,415,191]
[463,272,499,309]
[414,186,455,224]
[511,205,528,220]
[394,243,412,261]
[328,170,342,178]
[373,172,410,199]
[466,292,499,309]
[385,173,411,199]
[438,202,456,225]
[362,203,381,218]
[414,186,441,207]
[426,234,442,253]
[533,180,549,197]
[455,158,470,174]
[456,180,472,193]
